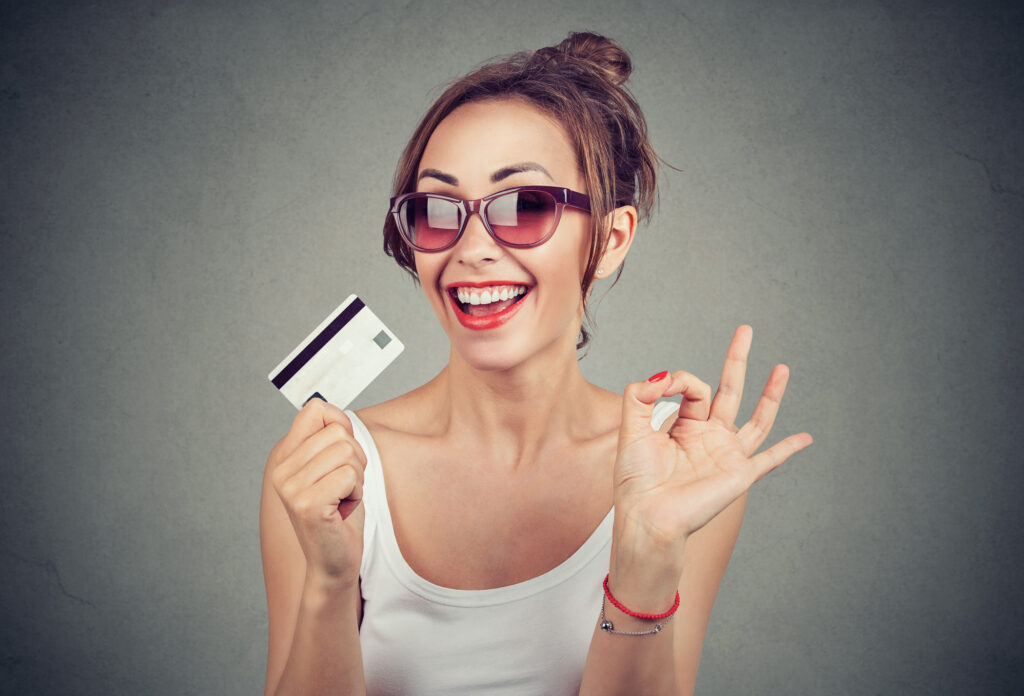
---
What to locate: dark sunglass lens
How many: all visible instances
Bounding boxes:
[404,196,462,250]
[487,190,557,245]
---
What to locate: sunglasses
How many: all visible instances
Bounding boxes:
[390,186,591,253]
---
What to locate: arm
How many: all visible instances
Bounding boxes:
[260,458,365,696]
[579,455,747,696]
[672,492,746,694]
[259,399,368,696]
[581,326,811,696]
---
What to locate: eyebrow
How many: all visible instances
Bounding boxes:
[416,161,554,186]
[490,162,554,183]
[418,168,458,185]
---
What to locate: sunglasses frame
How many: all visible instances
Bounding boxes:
[389,185,592,253]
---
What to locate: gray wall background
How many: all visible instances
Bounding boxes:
[2,1,1021,694]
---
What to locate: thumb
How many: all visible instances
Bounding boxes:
[619,371,672,444]
[304,395,355,436]
[321,401,356,438]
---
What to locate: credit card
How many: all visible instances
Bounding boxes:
[268,295,404,409]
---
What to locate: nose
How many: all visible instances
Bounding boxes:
[454,209,502,267]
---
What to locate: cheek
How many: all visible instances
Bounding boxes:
[543,233,590,312]
[413,252,440,286]
[560,273,585,314]
[413,254,447,307]
[571,222,595,294]
[578,237,591,278]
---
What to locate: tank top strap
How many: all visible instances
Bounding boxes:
[345,409,383,581]
[651,399,679,430]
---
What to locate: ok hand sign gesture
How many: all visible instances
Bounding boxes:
[612,326,813,571]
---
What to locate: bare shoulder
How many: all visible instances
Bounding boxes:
[574,383,627,438]
[354,378,443,437]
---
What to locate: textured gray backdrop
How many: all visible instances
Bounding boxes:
[2,1,1022,694]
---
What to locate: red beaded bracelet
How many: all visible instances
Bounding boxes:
[602,573,680,621]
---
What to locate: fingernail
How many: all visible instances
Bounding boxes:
[648,370,669,383]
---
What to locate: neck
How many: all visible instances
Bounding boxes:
[432,337,599,469]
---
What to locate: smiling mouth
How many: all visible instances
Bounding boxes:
[449,284,530,317]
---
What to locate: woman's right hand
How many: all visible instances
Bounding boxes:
[268,397,367,587]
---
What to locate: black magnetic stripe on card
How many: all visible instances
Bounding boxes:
[271,297,365,389]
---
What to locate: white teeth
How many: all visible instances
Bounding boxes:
[454,285,527,305]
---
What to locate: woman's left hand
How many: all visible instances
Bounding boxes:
[612,325,813,584]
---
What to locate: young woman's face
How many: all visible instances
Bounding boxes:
[414,98,591,372]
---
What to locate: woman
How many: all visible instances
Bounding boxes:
[260,32,812,695]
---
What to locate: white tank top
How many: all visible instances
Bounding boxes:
[348,401,679,696]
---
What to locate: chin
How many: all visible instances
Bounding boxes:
[450,335,529,373]
[450,324,580,375]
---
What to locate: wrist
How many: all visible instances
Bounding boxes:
[598,571,681,637]
[606,561,681,616]
[611,510,686,603]
[304,568,360,599]
[612,494,690,552]
[609,544,683,618]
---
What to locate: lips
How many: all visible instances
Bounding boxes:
[445,281,532,330]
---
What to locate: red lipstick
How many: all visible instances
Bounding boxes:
[445,283,531,331]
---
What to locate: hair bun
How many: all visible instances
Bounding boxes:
[540,32,633,87]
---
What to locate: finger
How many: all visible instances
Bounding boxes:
[293,464,364,522]
[659,371,712,421]
[312,459,364,521]
[619,371,675,443]
[709,325,752,427]
[284,437,366,497]
[303,392,326,406]
[298,421,367,472]
[275,398,352,465]
[320,403,356,437]
[273,418,366,494]
[737,364,789,455]
[749,432,813,482]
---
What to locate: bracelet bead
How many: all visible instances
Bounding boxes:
[602,573,680,621]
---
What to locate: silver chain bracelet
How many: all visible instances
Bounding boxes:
[599,597,675,636]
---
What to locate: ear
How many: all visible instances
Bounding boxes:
[595,205,637,279]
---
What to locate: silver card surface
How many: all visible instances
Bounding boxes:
[268,295,404,409]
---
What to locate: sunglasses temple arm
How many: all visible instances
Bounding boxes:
[564,189,591,212]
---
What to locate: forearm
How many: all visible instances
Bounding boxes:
[579,553,686,696]
[579,610,678,695]
[272,573,365,696]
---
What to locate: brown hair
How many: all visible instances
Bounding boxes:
[383,32,658,349]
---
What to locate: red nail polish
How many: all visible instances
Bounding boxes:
[648,370,669,383]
